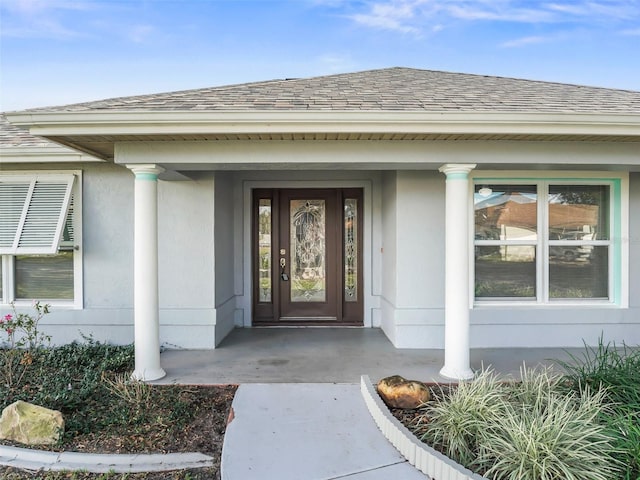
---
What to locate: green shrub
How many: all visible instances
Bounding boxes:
[418,367,506,466]
[558,337,640,480]
[415,365,623,480]
[477,386,619,480]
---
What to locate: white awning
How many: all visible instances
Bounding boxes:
[0,174,75,254]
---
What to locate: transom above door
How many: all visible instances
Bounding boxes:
[252,188,363,325]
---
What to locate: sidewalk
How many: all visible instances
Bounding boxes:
[221,383,426,479]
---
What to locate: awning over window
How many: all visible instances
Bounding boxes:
[0,174,75,254]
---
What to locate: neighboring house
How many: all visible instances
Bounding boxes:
[1,67,639,380]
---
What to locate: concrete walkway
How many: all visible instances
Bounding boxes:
[221,383,426,479]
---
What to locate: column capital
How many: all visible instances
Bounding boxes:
[126,164,165,180]
[438,164,476,178]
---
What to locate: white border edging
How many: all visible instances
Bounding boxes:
[360,375,487,480]
[0,444,213,473]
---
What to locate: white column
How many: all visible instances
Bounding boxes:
[127,164,166,381]
[439,163,476,380]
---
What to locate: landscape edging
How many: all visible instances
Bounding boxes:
[0,444,213,473]
[360,375,487,480]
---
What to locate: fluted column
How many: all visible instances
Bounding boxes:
[127,164,166,381]
[439,164,476,380]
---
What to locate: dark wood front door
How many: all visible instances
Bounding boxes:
[252,188,363,325]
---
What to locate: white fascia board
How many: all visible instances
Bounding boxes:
[0,146,103,163]
[6,111,640,137]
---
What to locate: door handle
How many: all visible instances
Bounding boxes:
[280,257,289,281]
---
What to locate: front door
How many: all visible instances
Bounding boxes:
[252,188,363,325]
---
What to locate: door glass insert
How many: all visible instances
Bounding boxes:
[344,198,357,302]
[290,199,326,302]
[258,199,272,302]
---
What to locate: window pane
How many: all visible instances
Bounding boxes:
[475,185,537,240]
[290,199,326,302]
[258,199,272,303]
[475,246,536,298]
[344,199,357,302]
[549,246,608,299]
[15,253,73,300]
[548,185,609,240]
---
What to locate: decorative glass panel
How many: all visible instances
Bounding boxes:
[290,199,326,302]
[475,246,536,298]
[548,185,609,241]
[549,246,608,298]
[344,199,357,302]
[475,185,537,241]
[15,253,74,300]
[258,199,272,303]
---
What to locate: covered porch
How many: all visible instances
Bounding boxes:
[152,327,584,384]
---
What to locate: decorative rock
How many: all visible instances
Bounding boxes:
[0,400,64,445]
[377,375,431,409]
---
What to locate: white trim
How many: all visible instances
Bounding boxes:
[470,171,629,309]
[240,179,375,328]
[0,146,102,164]
[7,111,640,137]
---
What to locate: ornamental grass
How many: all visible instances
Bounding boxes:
[415,361,629,480]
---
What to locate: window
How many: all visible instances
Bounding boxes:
[473,176,624,305]
[0,172,81,307]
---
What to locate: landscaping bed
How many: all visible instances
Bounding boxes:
[0,339,236,480]
[380,340,640,480]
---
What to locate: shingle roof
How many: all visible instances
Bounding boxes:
[0,113,59,148]
[20,67,640,115]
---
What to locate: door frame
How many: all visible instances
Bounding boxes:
[241,179,375,328]
[251,187,363,325]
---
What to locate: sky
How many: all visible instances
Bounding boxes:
[1,0,639,112]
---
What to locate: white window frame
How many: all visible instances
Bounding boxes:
[470,171,628,308]
[0,170,83,309]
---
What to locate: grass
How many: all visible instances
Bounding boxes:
[411,340,640,480]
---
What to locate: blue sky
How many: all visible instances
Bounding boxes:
[1,0,639,111]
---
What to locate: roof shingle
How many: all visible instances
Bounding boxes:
[17,67,640,115]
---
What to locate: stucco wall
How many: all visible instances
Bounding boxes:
[381,170,446,348]
[213,171,236,344]
[3,137,639,350]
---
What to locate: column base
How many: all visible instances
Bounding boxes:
[132,367,166,382]
[439,365,475,381]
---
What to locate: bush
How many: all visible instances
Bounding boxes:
[558,337,640,480]
[478,385,619,480]
[418,368,506,467]
[415,365,622,480]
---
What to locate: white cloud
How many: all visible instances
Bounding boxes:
[342,0,640,36]
[501,35,549,47]
[128,24,155,44]
[0,0,95,39]
[350,0,421,33]
[621,27,640,36]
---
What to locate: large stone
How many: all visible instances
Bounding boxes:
[377,375,431,409]
[0,401,64,445]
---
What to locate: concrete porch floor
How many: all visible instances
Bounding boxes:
[154,327,585,385]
